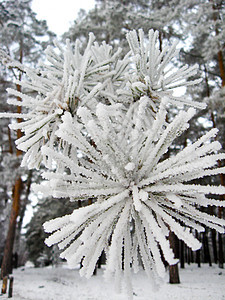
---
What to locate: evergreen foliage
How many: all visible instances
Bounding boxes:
[63,0,181,52]
[1,26,225,298]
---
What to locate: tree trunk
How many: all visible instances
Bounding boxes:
[190,248,194,263]
[1,277,8,294]
[196,249,201,268]
[187,247,191,265]
[169,231,180,284]
[210,205,218,264]
[180,240,185,269]
[1,39,25,299]
[218,198,224,268]
[203,229,212,266]
[218,233,224,269]
[211,0,225,86]
[1,57,23,279]
[1,177,22,279]
[169,263,180,284]
[195,231,201,268]
[218,49,225,86]
[211,229,218,263]
[211,2,225,269]
[8,276,14,298]
[15,170,32,255]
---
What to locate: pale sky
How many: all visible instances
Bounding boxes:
[32,0,96,36]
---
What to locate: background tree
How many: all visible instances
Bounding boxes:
[0,0,55,280]
[63,0,181,51]
[174,0,225,268]
[26,197,77,267]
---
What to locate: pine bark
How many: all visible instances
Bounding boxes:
[8,276,14,298]
[195,231,201,268]
[169,231,180,284]
[211,229,218,263]
[180,240,185,269]
[15,170,32,254]
[218,233,224,269]
[1,277,8,294]
[203,229,212,266]
[187,247,191,265]
[218,50,225,87]
[1,177,22,278]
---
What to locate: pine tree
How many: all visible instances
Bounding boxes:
[173,0,225,268]
[63,0,181,52]
[0,0,55,280]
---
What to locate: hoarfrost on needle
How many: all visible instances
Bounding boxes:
[39,101,225,296]
[1,28,225,299]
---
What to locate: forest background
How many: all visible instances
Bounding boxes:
[0,0,224,294]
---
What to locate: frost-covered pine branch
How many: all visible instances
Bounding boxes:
[0,48,27,73]
[0,34,128,169]
[119,29,206,111]
[1,29,225,299]
[1,29,206,169]
[34,101,225,297]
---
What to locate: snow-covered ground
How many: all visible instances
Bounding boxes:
[0,264,224,300]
